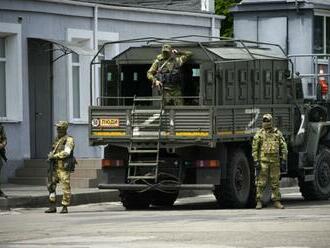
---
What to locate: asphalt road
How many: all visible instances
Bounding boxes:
[1,191,330,248]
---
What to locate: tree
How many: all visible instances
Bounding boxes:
[215,0,241,37]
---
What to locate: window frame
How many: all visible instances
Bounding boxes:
[66,28,93,124]
[71,54,81,119]
[0,22,22,122]
[314,14,330,54]
[0,37,6,117]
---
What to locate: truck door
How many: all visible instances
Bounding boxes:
[201,63,215,105]
[101,60,119,106]
[236,61,249,105]
[260,60,273,104]
[273,60,288,104]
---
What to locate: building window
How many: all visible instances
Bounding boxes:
[0,38,6,117]
[67,28,94,123]
[192,68,200,77]
[72,53,80,118]
[313,16,324,54]
[314,15,330,54]
[0,22,22,122]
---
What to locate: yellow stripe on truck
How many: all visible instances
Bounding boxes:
[175,131,209,137]
[92,131,126,137]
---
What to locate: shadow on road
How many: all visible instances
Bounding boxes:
[149,195,330,211]
[70,194,330,214]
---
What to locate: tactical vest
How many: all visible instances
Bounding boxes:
[53,135,76,172]
[156,58,181,87]
[259,128,281,162]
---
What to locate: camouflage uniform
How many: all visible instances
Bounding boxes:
[252,114,288,208]
[0,124,7,197]
[147,44,192,105]
[46,121,75,213]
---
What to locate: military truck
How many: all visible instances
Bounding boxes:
[89,36,330,209]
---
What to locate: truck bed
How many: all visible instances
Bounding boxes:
[89,104,294,146]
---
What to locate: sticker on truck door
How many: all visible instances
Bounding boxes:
[99,118,120,128]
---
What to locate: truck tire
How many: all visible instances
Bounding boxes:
[119,190,151,210]
[299,148,330,200]
[151,191,178,207]
[214,149,251,208]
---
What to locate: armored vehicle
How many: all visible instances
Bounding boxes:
[89,36,330,209]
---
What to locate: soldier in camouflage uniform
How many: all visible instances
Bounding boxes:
[45,121,75,214]
[252,114,288,209]
[0,123,8,198]
[147,44,192,105]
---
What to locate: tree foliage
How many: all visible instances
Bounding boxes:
[215,0,241,37]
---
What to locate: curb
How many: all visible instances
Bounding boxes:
[0,190,120,210]
[0,189,199,210]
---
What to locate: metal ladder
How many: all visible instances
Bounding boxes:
[127,95,164,183]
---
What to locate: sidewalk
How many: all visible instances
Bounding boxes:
[0,183,300,210]
[0,184,120,210]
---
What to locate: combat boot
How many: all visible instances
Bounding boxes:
[60,205,68,214]
[274,201,284,209]
[256,201,262,209]
[45,204,57,213]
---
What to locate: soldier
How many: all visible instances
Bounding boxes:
[0,123,8,198]
[147,44,192,105]
[252,114,288,209]
[45,121,75,214]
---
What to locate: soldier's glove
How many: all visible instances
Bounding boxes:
[254,161,261,177]
[280,160,287,173]
[153,79,162,89]
[47,152,55,161]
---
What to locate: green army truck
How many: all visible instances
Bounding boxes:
[89,37,330,209]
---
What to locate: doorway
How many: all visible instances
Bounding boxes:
[28,39,53,158]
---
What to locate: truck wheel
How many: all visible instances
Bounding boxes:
[119,190,151,210]
[151,191,178,207]
[299,148,330,200]
[214,149,251,208]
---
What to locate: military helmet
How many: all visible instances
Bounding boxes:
[56,121,69,130]
[162,44,172,53]
[262,114,273,122]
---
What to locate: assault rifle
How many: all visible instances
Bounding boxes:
[47,157,56,193]
[0,148,7,162]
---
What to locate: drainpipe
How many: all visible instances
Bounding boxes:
[93,5,98,106]
[211,16,216,40]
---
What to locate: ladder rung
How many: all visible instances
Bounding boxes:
[134,97,162,101]
[130,142,158,146]
[131,137,159,140]
[132,124,160,127]
[129,149,158,153]
[128,176,157,179]
[129,162,158,166]
[132,110,162,114]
